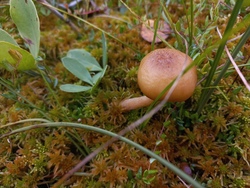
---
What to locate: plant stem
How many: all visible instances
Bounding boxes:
[190,0,194,46]
[0,122,203,188]
[197,1,243,114]
[37,0,82,37]
[197,25,250,114]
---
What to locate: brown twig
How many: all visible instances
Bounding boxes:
[36,0,82,37]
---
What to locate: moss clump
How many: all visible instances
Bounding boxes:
[0,0,250,187]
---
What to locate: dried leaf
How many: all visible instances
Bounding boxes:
[141,19,171,43]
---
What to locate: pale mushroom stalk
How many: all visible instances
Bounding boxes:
[120,96,153,111]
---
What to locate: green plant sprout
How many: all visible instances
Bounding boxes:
[142,169,158,185]
[60,33,108,93]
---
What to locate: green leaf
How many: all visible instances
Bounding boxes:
[149,158,156,164]
[10,0,40,58]
[92,65,108,84]
[156,140,162,146]
[127,169,133,180]
[142,169,157,184]
[143,176,156,184]
[60,84,92,92]
[61,57,94,85]
[101,32,108,68]
[67,49,102,71]
[144,169,158,176]
[0,29,18,46]
[197,1,244,114]
[0,41,36,71]
[92,71,103,84]
[136,167,143,179]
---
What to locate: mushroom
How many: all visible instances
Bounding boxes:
[120,48,197,111]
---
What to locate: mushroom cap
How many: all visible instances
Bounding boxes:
[138,48,197,102]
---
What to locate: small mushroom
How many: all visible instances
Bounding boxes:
[120,48,197,111]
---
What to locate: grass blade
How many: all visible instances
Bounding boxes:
[161,0,184,51]
[101,32,108,68]
[0,121,203,188]
[0,78,51,120]
[197,25,250,114]
[197,1,243,114]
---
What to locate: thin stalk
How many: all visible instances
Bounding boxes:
[180,0,194,48]
[203,1,243,87]
[181,0,190,43]
[0,118,51,128]
[161,0,184,51]
[101,32,107,68]
[190,0,194,46]
[65,130,90,156]
[119,0,140,19]
[121,0,173,49]
[223,29,250,74]
[151,4,163,50]
[197,25,250,114]
[37,69,68,119]
[0,122,203,188]
[37,0,81,37]
[0,78,52,120]
[39,1,141,54]
[197,1,243,114]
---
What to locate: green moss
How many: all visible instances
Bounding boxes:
[0,0,250,187]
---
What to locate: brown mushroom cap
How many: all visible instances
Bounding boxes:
[138,48,197,102]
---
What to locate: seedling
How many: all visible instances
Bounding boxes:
[60,34,108,93]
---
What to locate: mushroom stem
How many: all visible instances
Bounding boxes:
[120,96,154,111]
